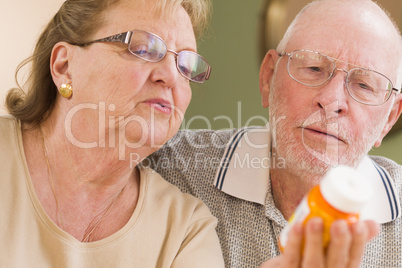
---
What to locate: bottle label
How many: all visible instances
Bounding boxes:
[280,197,310,248]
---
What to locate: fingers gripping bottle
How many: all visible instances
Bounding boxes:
[279,165,372,252]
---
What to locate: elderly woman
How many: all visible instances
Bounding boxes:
[1,0,224,267]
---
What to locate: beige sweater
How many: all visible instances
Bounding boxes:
[0,115,224,268]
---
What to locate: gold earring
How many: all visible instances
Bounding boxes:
[59,83,73,98]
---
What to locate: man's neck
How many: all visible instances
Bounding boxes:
[270,166,322,220]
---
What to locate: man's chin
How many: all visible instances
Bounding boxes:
[283,147,370,178]
[276,148,334,177]
[291,155,331,177]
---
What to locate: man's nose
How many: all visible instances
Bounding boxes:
[312,69,350,117]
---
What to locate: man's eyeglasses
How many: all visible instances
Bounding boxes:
[279,49,401,106]
[74,30,211,83]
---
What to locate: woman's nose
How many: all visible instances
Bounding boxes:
[150,53,181,87]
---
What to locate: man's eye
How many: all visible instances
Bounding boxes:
[307,66,323,72]
[357,82,374,92]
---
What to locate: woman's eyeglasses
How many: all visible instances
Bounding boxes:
[75,30,211,84]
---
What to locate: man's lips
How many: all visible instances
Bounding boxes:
[143,98,172,114]
[301,126,346,143]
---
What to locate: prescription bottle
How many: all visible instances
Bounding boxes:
[279,165,372,252]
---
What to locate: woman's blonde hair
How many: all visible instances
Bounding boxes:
[6,0,211,127]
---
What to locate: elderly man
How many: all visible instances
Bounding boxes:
[147,0,402,267]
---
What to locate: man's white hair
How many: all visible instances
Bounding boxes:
[276,0,402,88]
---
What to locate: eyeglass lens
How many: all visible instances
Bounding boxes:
[128,30,210,83]
[287,50,393,105]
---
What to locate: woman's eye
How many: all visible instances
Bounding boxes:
[131,44,149,55]
[179,65,191,76]
[135,50,148,55]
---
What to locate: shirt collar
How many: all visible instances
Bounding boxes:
[213,127,400,223]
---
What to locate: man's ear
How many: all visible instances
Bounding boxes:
[374,94,402,147]
[50,42,74,88]
[259,49,280,108]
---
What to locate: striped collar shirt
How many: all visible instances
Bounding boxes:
[213,126,400,223]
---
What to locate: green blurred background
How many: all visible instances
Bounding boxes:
[1,0,401,164]
[184,0,402,164]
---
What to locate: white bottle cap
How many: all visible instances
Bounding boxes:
[320,165,372,213]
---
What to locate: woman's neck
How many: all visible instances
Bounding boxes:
[22,119,141,242]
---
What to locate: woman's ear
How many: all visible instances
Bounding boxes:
[259,49,280,108]
[50,42,74,88]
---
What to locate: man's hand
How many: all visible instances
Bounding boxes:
[260,218,380,268]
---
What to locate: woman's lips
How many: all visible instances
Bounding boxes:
[143,98,172,115]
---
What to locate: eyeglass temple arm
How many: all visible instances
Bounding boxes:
[76,31,132,47]
[392,87,401,94]
[278,52,291,57]
[204,66,211,80]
